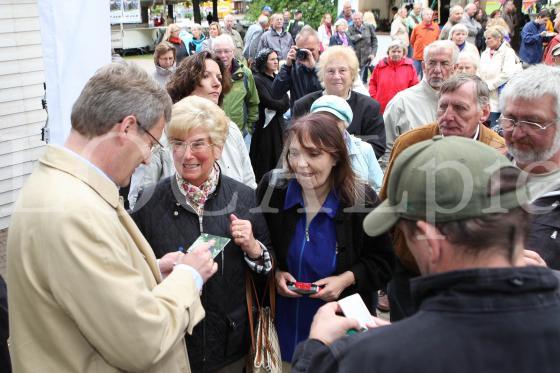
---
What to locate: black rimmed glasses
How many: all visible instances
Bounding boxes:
[121,116,164,154]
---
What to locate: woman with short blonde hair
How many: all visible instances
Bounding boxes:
[202,21,222,51]
[132,94,273,372]
[167,96,229,147]
[163,23,189,63]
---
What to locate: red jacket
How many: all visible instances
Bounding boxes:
[369,57,419,113]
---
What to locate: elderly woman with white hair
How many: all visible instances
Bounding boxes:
[329,18,354,47]
[132,96,272,373]
[479,26,522,127]
[292,46,386,159]
[455,52,480,75]
[449,23,480,59]
[369,39,419,113]
[188,23,206,54]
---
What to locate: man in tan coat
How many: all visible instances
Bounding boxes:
[380,74,506,321]
[7,62,217,373]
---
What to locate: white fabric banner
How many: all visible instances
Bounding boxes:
[38,1,111,145]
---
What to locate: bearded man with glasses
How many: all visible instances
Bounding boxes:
[501,64,560,269]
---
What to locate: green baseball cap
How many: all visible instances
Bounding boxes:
[363,136,530,237]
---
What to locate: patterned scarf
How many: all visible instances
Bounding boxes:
[176,164,220,216]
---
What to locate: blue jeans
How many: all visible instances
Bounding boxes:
[413,59,423,80]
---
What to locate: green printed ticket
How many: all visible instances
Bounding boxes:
[187,233,230,258]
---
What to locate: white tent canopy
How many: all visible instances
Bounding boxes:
[38,1,111,145]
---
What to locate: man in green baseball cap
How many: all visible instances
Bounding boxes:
[291,136,559,373]
[380,73,506,320]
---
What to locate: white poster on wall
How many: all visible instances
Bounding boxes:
[110,0,142,24]
[38,0,111,145]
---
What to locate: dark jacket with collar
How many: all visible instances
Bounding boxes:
[329,32,354,48]
[271,61,322,109]
[347,23,378,68]
[255,170,395,309]
[292,90,386,159]
[132,174,272,372]
[527,193,560,269]
[293,266,560,373]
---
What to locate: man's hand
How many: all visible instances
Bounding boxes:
[309,302,361,346]
[516,249,547,267]
[179,242,218,283]
[159,251,183,279]
[275,270,302,298]
[285,46,297,67]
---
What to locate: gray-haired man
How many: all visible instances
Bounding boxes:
[501,64,560,269]
[7,62,217,372]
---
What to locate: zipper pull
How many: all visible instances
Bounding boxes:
[305,228,310,242]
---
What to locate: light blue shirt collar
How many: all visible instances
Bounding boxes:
[56,145,115,184]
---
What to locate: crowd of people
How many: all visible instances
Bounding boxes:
[3,1,560,373]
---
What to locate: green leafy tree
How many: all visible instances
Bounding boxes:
[246,0,337,29]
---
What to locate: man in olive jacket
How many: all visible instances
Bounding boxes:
[214,34,259,137]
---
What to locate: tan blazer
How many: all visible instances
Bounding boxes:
[380,123,506,274]
[7,145,205,372]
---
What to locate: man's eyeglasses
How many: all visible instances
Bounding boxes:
[426,60,452,69]
[136,121,164,154]
[498,116,556,132]
[168,139,213,155]
[214,49,233,55]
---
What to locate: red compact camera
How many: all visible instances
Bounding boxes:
[286,281,325,295]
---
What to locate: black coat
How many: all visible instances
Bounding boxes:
[527,193,560,269]
[293,267,560,373]
[292,90,386,159]
[170,39,189,64]
[271,62,323,109]
[255,170,395,310]
[132,174,272,372]
[0,276,10,373]
[251,72,290,183]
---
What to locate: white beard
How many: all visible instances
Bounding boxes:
[510,127,560,164]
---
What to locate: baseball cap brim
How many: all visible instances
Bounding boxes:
[312,106,348,124]
[363,199,401,237]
